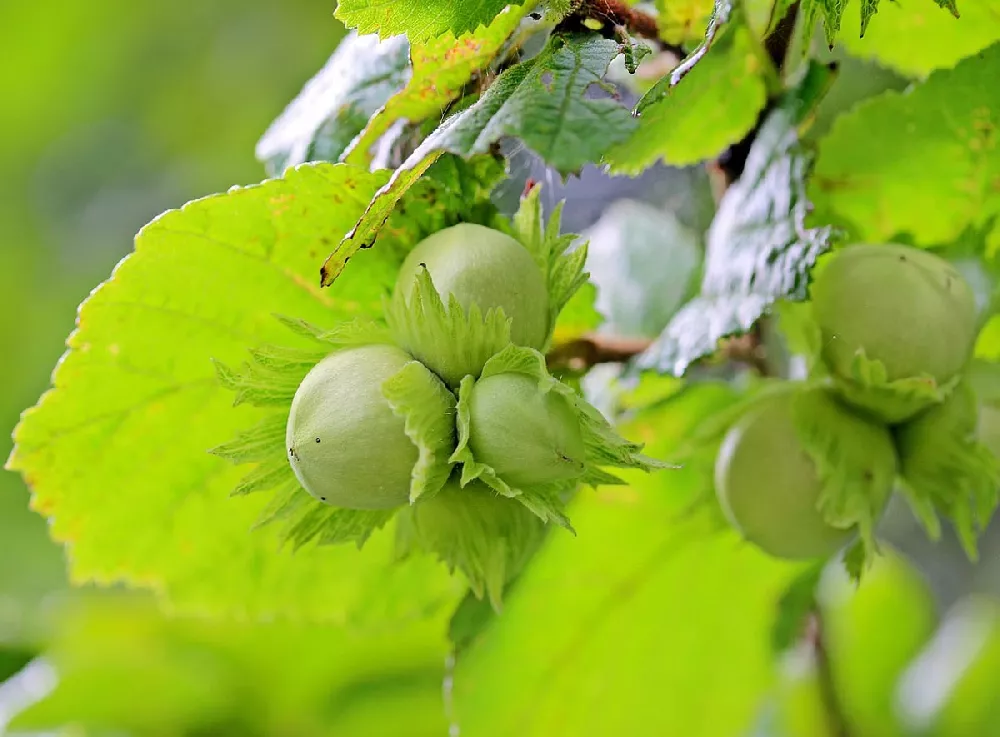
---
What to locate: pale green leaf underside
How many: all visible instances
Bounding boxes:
[335,0,528,43]
[606,24,767,172]
[453,389,803,736]
[6,162,463,622]
[811,41,1000,248]
[641,63,835,376]
[320,33,634,285]
[256,32,411,176]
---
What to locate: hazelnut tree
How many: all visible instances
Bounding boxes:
[6,0,1000,735]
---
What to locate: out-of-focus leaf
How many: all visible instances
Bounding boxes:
[640,62,836,376]
[335,0,530,43]
[800,0,960,47]
[9,595,450,737]
[811,43,1000,250]
[320,33,634,285]
[6,163,465,622]
[344,8,531,166]
[256,32,411,176]
[837,0,1000,77]
[897,596,1000,737]
[583,199,701,339]
[606,24,767,172]
[818,552,937,737]
[772,561,824,654]
[452,384,803,737]
[654,0,715,44]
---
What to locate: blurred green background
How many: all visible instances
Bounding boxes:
[0,0,345,718]
[3,1,1000,735]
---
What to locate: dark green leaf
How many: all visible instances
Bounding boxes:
[321,33,634,285]
[640,62,837,375]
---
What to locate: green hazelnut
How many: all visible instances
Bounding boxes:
[286,344,445,510]
[395,223,550,351]
[467,372,586,488]
[811,244,976,420]
[714,389,895,560]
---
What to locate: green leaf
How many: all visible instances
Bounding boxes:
[810,42,1000,249]
[344,8,531,165]
[256,32,411,176]
[606,23,768,172]
[451,386,803,736]
[334,0,531,43]
[6,162,463,621]
[838,0,1000,77]
[639,62,837,376]
[583,199,702,339]
[10,594,452,737]
[772,561,824,654]
[320,33,634,285]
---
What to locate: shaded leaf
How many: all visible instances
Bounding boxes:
[583,199,702,339]
[640,62,836,375]
[256,32,411,176]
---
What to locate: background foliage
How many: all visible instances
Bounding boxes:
[3,0,1000,735]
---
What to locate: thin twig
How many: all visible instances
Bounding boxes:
[806,609,853,737]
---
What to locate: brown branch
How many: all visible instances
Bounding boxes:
[582,0,660,40]
[545,330,769,374]
[546,333,653,372]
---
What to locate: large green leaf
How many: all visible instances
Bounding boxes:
[334,0,528,43]
[451,385,803,737]
[10,594,450,737]
[6,162,465,622]
[803,0,959,47]
[255,32,411,176]
[837,0,1000,77]
[605,23,768,173]
[640,63,835,376]
[811,42,1000,251]
[344,8,531,166]
[320,32,635,286]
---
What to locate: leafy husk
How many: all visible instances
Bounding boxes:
[385,265,513,389]
[396,477,548,611]
[790,386,897,573]
[895,380,1000,560]
[450,344,670,529]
